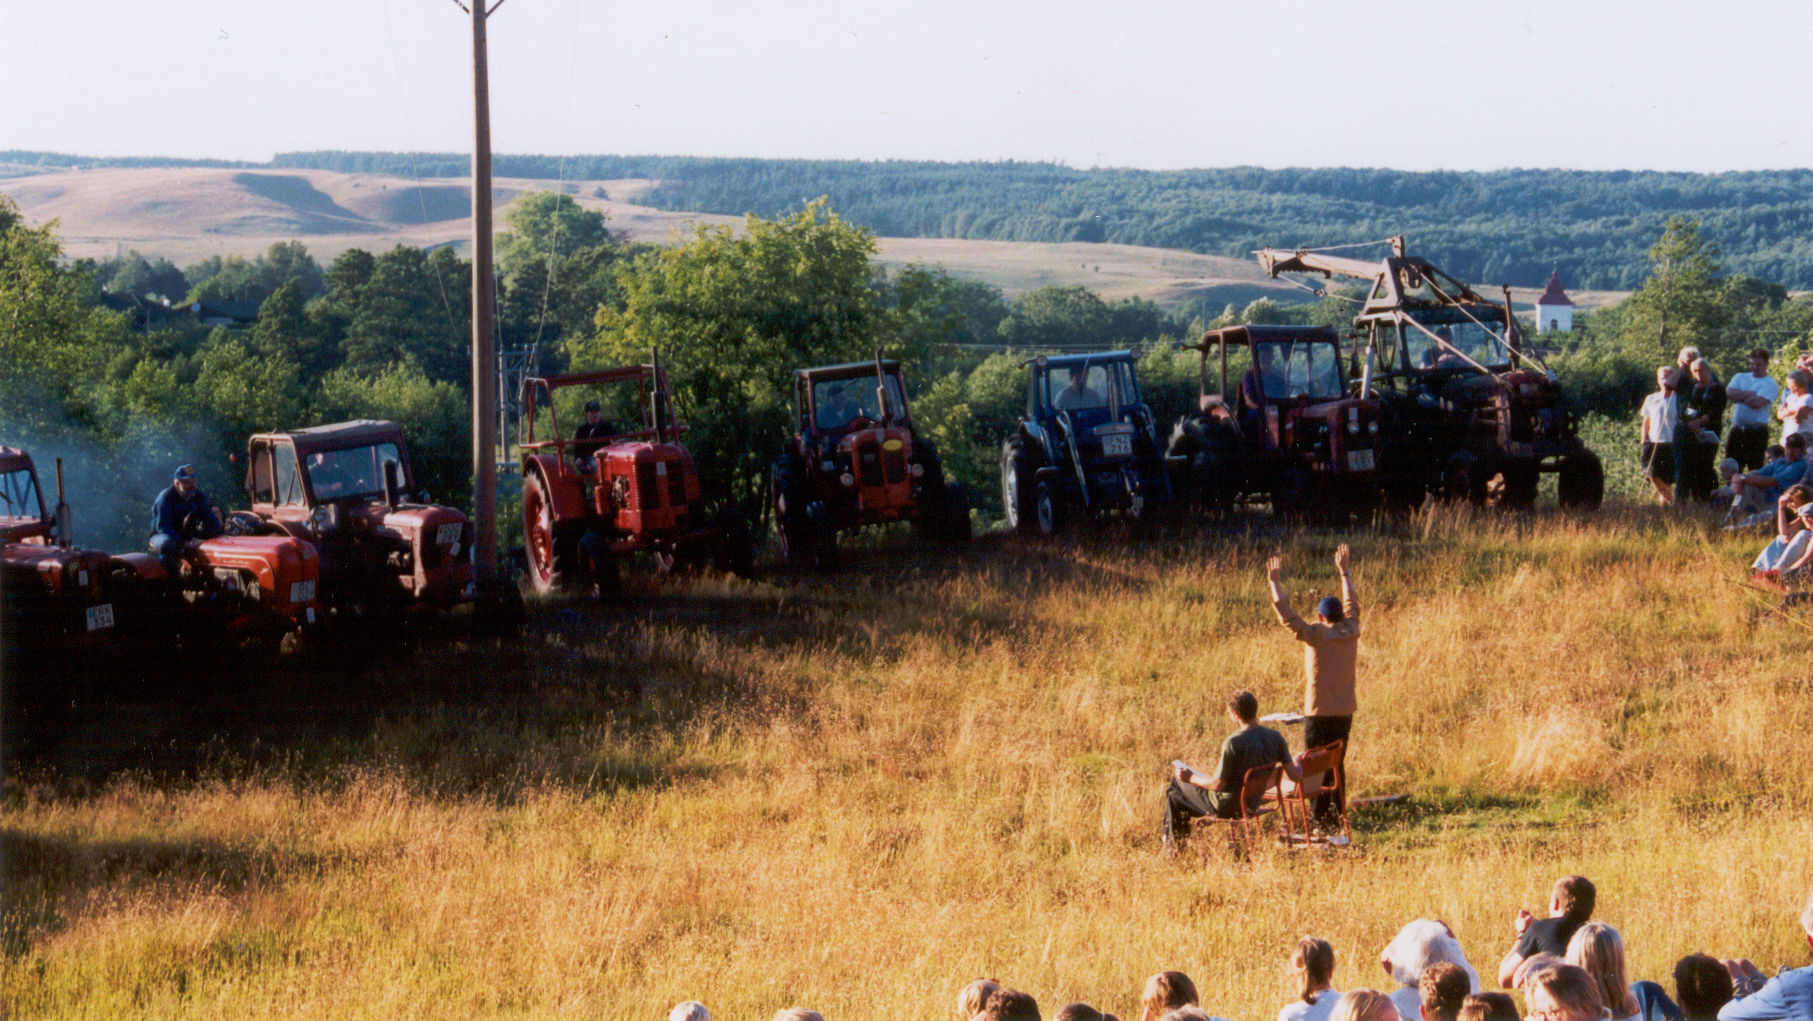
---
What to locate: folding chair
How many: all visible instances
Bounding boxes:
[1200,761,1286,858]
[1274,740,1351,847]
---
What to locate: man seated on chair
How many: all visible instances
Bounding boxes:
[1164,689,1303,850]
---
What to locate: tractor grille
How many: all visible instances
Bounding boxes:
[857,444,884,487]
[632,459,688,509]
[636,463,661,507]
[883,448,906,484]
[668,465,687,505]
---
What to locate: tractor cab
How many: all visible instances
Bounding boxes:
[0,445,117,646]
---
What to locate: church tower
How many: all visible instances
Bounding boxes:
[1534,270,1574,334]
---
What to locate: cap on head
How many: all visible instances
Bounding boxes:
[1316,595,1344,622]
[173,464,197,482]
[584,399,601,412]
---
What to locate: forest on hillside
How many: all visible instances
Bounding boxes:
[6,150,1809,292]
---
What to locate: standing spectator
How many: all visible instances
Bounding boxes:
[1727,349,1782,470]
[1279,937,1343,1021]
[1497,876,1597,987]
[1641,367,1680,505]
[1717,891,1813,1019]
[1676,358,1729,504]
[1140,971,1200,1021]
[1328,989,1398,1021]
[1674,954,1736,1020]
[1778,370,1813,447]
[1382,920,1480,1021]
[1266,544,1360,827]
[1418,961,1472,1020]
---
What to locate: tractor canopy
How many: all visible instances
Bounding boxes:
[0,446,52,543]
[793,360,910,437]
[245,421,417,508]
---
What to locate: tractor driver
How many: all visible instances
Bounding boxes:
[818,384,863,431]
[1053,365,1105,412]
[150,463,223,575]
[574,399,617,472]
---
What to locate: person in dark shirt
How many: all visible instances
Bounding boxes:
[573,399,618,472]
[1675,358,1729,504]
[1496,875,1596,988]
[149,463,222,574]
[1164,690,1302,850]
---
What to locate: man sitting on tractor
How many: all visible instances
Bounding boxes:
[1053,365,1105,411]
[574,399,617,471]
[817,384,863,431]
[150,463,222,574]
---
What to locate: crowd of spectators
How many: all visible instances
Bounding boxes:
[660,880,1813,1021]
[1637,347,1813,590]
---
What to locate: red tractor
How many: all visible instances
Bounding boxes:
[237,420,474,619]
[1,446,118,657]
[519,365,753,593]
[770,357,971,565]
[1167,325,1387,519]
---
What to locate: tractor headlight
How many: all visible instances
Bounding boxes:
[840,473,855,487]
[1369,422,1379,434]
[1347,407,1361,433]
[310,505,332,533]
[908,462,924,477]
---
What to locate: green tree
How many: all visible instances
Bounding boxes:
[495,191,614,274]
[0,195,125,432]
[316,365,470,505]
[997,285,1109,348]
[192,334,307,451]
[1616,216,1728,363]
[339,246,468,385]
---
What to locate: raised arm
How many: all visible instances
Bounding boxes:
[1335,544,1359,624]
[1267,555,1309,636]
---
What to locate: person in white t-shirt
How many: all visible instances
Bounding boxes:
[1639,366,1678,505]
[1778,369,1813,446]
[1278,938,1343,1021]
[1727,348,1783,470]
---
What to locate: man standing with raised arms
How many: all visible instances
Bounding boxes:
[1268,543,1360,828]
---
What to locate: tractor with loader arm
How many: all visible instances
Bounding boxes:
[1255,237,1603,510]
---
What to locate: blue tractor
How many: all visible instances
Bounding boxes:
[999,351,1175,536]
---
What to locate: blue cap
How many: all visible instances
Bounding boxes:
[173,464,197,481]
[1316,595,1344,622]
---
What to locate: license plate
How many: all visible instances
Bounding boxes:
[1102,433,1132,457]
[437,522,463,546]
[290,579,316,604]
[85,603,115,631]
[1346,448,1375,471]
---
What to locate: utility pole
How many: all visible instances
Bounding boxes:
[460,0,506,582]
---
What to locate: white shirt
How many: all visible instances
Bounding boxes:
[1782,391,1813,444]
[1277,989,1342,1021]
[1730,372,1782,427]
[1641,391,1677,444]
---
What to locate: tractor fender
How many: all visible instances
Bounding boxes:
[1033,464,1064,482]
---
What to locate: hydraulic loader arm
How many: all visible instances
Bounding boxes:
[1254,237,1404,283]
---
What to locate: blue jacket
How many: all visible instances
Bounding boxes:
[151,484,216,541]
[1718,965,1813,1021]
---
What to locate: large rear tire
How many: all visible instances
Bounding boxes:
[1558,450,1605,511]
[522,470,579,593]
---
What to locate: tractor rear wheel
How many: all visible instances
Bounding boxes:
[522,470,579,593]
[1558,450,1605,511]
[1001,438,1038,536]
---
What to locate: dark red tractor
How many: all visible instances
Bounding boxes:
[770,357,970,565]
[1,446,119,657]
[518,365,753,594]
[237,420,473,619]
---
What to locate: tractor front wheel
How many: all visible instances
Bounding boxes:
[1002,439,1038,536]
[1033,479,1065,537]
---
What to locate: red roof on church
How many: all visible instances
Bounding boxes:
[1536,270,1573,307]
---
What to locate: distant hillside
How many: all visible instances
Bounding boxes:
[7,151,1807,292]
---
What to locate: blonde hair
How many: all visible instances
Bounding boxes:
[1140,971,1199,1021]
[771,1010,826,1021]
[1565,922,1639,1018]
[1291,937,1337,1005]
[1329,988,1395,1021]
[959,979,1001,1019]
[1528,963,1608,1021]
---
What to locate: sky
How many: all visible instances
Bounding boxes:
[2,0,1809,173]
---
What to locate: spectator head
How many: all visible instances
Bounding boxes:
[1525,963,1605,1021]
[1226,691,1258,724]
[1329,989,1398,1021]
[1787,436,1806,457]
[1551,875,1596,924]
[1381,919,1478,991]
[1053,1005,1117,1021]
[1511,953,1564,992]
[1418,961,1471,1020]
[1155,1010,1214,1021]
[1750,348,1772,368]
[1290,936,1337,1005]
[1691,358,1714,382]
[1455,992,1519,1021]
[1564,922,1640,1019]
[959,979,1002,1019]
[1316,595,1345,623]
[1678,346,1701,367]
[1656,366,1673,389]
[1771,443,1790,462]
[1673,953,1734,1019]
[1140,971,1199,1021]
[771,1011,826,1021]
[668,1003,709,1021]
[1719,457,1741,480]
[1789,369,1813,395]
[979,988,1041,1021]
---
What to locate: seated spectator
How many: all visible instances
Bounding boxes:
[1675,954,1735,1020]
[1754,491,1813,576]
[1328,989,1399,1021]
[1455,992,1520,1021]
[1382,920,1480,1021]
[959,979,1003,1019]
[1716,889,1813,1019]
[1141,972,1201,1021]
[978,988,1042,1021]
[1279,937,1342,1021]
[1725,436,1810,528]
[1527,964,1609,1021]
[1053,1004,1120,1021]
[1418,961,1471,1020]
[1497,875,1597,987]
[669,1002,710,1021]
[1164,692,1303,851]
[1564,921,1647,1020]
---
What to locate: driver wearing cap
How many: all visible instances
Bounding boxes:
[574,399,617,472]
[150,463,223,574]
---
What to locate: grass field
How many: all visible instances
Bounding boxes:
[3,503,1810,1020]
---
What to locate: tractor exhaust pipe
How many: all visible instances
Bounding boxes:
[874,347,893,425]
[53,458,72,547]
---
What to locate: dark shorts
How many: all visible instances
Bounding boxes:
[1641,441,1675,481]
[1726,425,1770,471]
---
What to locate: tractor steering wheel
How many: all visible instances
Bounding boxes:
[180,507,223,541]
[846,414,874,430]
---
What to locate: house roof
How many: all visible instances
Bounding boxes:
[1535,270,1574,307]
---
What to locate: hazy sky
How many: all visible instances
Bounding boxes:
[2,0,1808,172]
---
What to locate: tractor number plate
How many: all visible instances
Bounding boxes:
[1101,433,1132,458]
[290,580,316,604]
[1346,449,1376,471]
[437,523,463,546]
[85,603,115,631]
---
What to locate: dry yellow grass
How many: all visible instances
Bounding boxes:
[4,504,1810,1020]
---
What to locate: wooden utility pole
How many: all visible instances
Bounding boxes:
[463,0,505,581]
